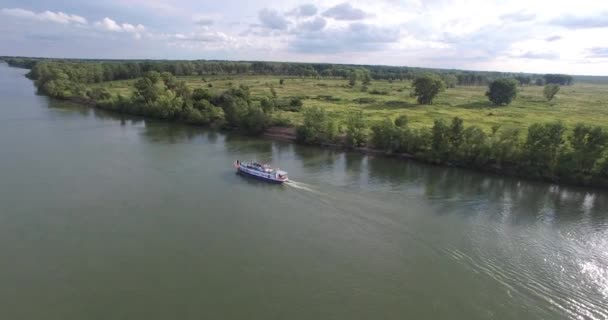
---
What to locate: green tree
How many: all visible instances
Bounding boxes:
[448,117,464,152]
[489,126,521,166]
[543,84,560,101]
[174,81,191,101]
[215,89,250,127]
[87,87,112,101]
[412,74,444,104]
[486,79,518,105]
[192,88,211,101]
[345,111,367,147]
[361,70,371,85]
[460,126,489,164]
[523,122,566,172]
[348,71,357,86]
[595,156,608,180]
[431,119,450,161]
[544,74,573,85]
[568,124,608,174]
[191,99,225,125]
[296,107,337,144]
[371,118,399,151]
[441,74,458,88]
[260,97,275,113]
[241,105,270,135]
[161,72,177,89]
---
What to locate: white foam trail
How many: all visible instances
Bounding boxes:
[285,180,321,194]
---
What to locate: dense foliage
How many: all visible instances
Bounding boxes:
[29,61,280,135]
[486,79,518,105]
[1,56,580,85]
[412,75,445,104]
[543,74,574,86]
[365,117,608,186]
[296,107,338,144]
[345,111,367,147]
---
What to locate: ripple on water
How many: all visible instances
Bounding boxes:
[442,217,608,320]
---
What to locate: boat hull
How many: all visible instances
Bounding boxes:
[236,167,287,184]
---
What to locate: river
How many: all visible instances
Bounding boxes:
[0,63,607,319]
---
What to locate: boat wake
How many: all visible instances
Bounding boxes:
[285,180,320,194]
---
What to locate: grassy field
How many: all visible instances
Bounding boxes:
[96,75,608,132]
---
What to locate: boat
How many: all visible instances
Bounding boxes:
[234,160,288,183]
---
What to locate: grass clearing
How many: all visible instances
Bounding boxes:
[95,75,608,132]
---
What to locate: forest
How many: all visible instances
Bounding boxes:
[2,56,577,85]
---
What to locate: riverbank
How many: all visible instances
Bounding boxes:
[38,83,608,190]
[9,60,608,189]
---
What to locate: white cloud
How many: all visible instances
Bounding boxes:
[94,17,145,34]
[287,4,317,17]
[195,18,214,26]
[297,17,327,32]
[551,11,608,29]
[1,8,87,24]
[587,47,608,58]
[290,22,400,54]
[322,3,368,21]
[166,31,233,43]
[258,9,289,30]
[3,1,608,74]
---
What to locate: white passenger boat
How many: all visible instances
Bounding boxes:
[234,160,288,183]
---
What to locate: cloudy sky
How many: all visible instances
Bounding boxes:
[1,0,608,75]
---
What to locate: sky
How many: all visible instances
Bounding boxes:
[1,0,608,75]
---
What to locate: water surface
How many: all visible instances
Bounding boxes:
[0,63,606,319]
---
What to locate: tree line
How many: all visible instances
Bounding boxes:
[2,56,571,85]
[296,109,608,187]
[29,60,282,135]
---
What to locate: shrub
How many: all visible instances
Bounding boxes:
[371,119,399,151]
[354,97,375,104]
[523,122,566,173]
[87,87,112,101]
[274,98,303,112]
[270,114,292,127]
[192,88,212,101]
[543,84,560,101]
[240,105,270,135]
[318,95,341,102]
[412,74,444,104]
[369,89,389,95]
[345,111,367,147]
[296,107,337,144]
[290,97,303,107]
[394,115,408,127]
[486,79,517,105]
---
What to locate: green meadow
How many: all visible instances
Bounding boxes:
[97,75,608,132]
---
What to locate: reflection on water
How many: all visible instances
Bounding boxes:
[224,133,273,157]
[35,84,608,320]
[50,99,608,229]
